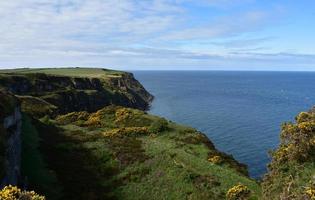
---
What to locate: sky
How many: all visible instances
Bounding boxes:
[0,0,314,71]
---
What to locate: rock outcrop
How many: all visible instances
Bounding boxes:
[0,70,153,117]
[0,91,22,187]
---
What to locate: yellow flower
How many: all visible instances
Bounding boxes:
[103,127,150,138]
[226,184,251,200]
[305,187,315,200]
[0,185,45,200]
[115,108,132,123]
[208,155,223,164]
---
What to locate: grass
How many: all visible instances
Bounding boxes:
[18,95,58,118]
[0,67,125,78]
[131,134,261,200]
[0,68,152,117]
[31,106,261,200]
[21,115,62,200]
[35,120,120,200]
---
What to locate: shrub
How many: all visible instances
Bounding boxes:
[263,110,315,199]
[85,113,102,127]
[208,155,223,165]
[305,187,315,200]
[103,127,150,138]
[148,118,169,133]
[271,112,315,164]
[305,179,315,200]
[115,108,132,123]
[0,185,45,200]
[296,112,314,123]
[226,184,251,200]
[114,107,152,127]
[56,111,89,125]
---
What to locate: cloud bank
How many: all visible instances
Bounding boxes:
[0,0,314,70]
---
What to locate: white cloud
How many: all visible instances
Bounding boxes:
[0,0,313,70]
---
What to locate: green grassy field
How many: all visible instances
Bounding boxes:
[22,106,261,200]
[0,67,124,78]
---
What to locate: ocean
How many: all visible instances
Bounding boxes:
[133,71,315,178]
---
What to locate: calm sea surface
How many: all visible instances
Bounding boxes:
[132,71,315,178]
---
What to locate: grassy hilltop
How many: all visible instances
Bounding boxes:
[0,68,153,117]
[0,67,125,78]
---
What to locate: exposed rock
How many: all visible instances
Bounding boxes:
[0,71,153,117]
[0,91,22,187]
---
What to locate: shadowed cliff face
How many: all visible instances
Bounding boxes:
[0,72,153,117]
[0,91,22,187]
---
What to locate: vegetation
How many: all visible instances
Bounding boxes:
[208,155,223,165]
[262,109,315,199]
[226,184,251,200]
[0,68,124,78]
[0,185,45,200]
[0,68,153,117]
[148,118,169,133]
[27,105,261,199]
[0,125,5,180]
[18,96,58,118]
[2,68,315,200]
[0,91,17,180]
[21,115,62,200]
[0,89,17,118]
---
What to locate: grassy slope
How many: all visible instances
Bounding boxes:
[0,68,124,78]
[25,106,261,200]
[0,68,260,199]
[21,115,62,200]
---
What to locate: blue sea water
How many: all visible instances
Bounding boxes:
[132,71,315,178]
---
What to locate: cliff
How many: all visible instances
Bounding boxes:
[0,90,22,187]
[0,68,153,117]
[0,68,261,200]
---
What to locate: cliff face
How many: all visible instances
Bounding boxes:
[0,68,261,200]
[0,71,153,117]
[0,91,22,187]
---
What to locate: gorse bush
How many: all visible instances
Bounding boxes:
[148,118,169,133]
[85,113,102,127]
[305,186,315,200]
[0,185,45,200]
[103,127,150,138]
[272,111,315,164]
[226,184,251,200]
[208,155,223,165]
[56,111,89,125]
[114,107,152,127]
[115,107,132,123]
[262,109,315,199]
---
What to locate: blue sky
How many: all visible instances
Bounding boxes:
[0,0,314,71]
